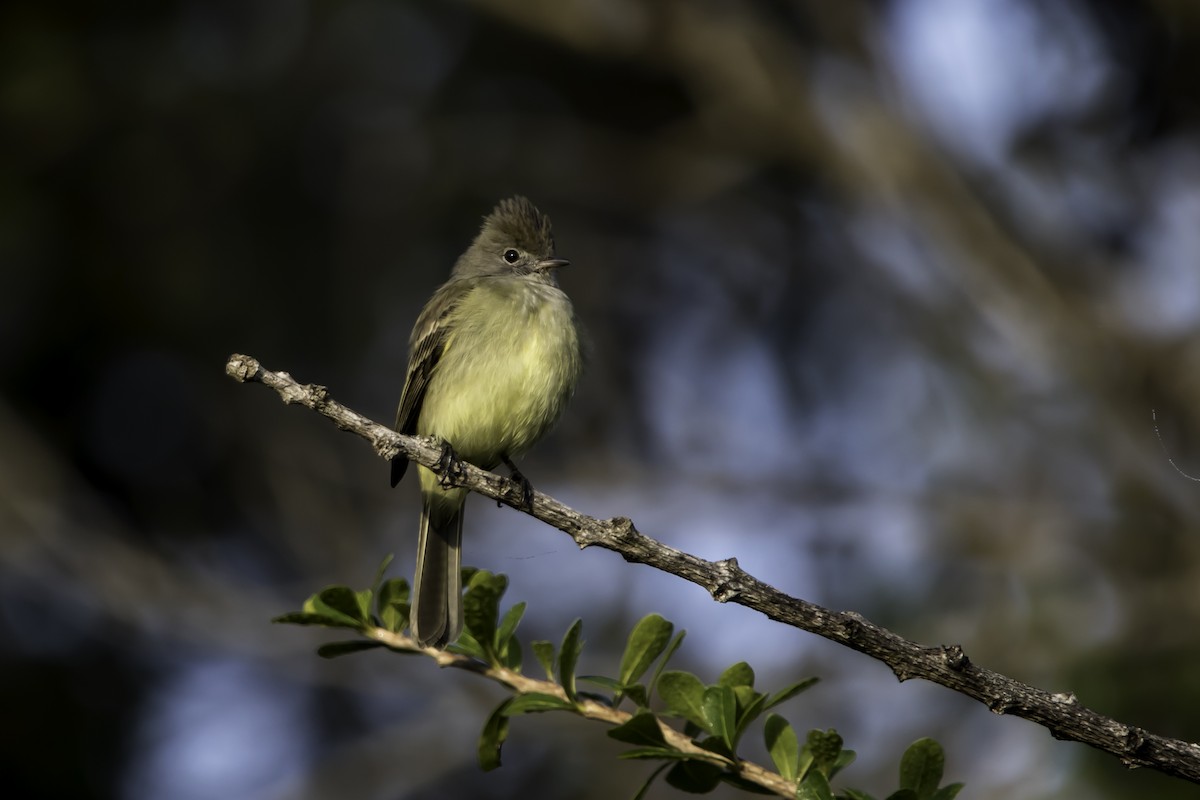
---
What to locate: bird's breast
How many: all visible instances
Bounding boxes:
[417,280,582,468]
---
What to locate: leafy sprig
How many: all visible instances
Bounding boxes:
[274,557,962,800]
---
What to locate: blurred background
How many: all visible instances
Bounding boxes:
[4,0,1200,797]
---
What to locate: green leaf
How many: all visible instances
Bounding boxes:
[308,586,367,628]
[797,770,833,800]
[795,747,815,784]
[702,685,738,752]
[355,588,373,622]
[370,553,395,592]
[575,691,610,705]
[355,587,369,623]
[558,618,583,703]
[624,684,650,709]
[462,571,506,661]
[607,711,668,747]
[532,640,556,680]
[469,568,508,594]
[619,614,675,689]
[497,601,526,650]
[665,759,723,794]
[503,636,523,671]
[631,763,672,800]
[694,734,734,764]
[272,611,345,626]
[841,790,877,800]
[732,683,759,711]
[478,699,511,771]
[350,557,391,626]
[899,738,944,798]
[647,630,686,699]
[718,661,755,689]
[883,791,918,800]
[580,675,624,693]
[764,677,820,711]
[930,784,963,800]
[502,692,577,714]
[577,676,619,706]
[832,748,856,779]
[805,729,843,778]
[375,578,410,634]
[764,714,800,782]
[618,747,700,761]
[658,671,709,730]
[732,690,768,747]
[316,640,384,659]
[496,601,524,671]
[448,629,486,661]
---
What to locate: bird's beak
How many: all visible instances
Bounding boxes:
[535,257,570,271]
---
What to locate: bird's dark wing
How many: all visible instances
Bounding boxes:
[390,282,469,487]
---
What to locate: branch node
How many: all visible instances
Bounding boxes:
[709,557,743,603]
[576,516,630,550]
[608,516,636,543]
[278,378,306,405]
[225,353,261,382]
[1124,726,1148,760]
[988,694,1016,715]
[373,431,402,461]
[573,528,600,549]
[840,611,867,643]
[311,383,330,407]
[886,643,920,682]
[943,644,970,672]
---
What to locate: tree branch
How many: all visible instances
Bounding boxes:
[226,353,1200,785]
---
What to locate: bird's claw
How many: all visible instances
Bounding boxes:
[502,456,534,510]
[437,441,466,489]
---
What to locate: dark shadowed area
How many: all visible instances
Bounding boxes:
[4,1,1200,798]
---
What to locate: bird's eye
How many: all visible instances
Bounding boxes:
[503,249,520,264]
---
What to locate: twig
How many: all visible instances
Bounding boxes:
[364,627,795,797]
[226,353,1200,785]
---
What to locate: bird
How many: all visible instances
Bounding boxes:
[391,196,583,648]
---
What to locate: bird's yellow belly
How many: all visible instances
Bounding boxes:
[417,282,580,469]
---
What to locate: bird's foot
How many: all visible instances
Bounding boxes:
[437,441,466,490]
[501,455,534,510]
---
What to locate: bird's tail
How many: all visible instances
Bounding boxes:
[412,475,464,648]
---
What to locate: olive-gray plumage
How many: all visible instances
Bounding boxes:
[392,197,583,648]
